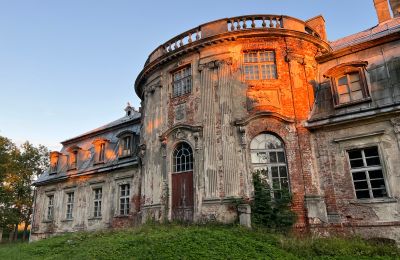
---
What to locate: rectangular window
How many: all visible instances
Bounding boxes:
[337,72,364,104]
[121,136,131,157]
[47,195,54,220]
[93,188,102,218]
[70,151,78,169]
[50,160,58,174]
[243,50,277,80]
[348,146,388,199]
[119,184,130,215]
[66,192,74,219]
[98,143,105,162]
[173,66,192,97]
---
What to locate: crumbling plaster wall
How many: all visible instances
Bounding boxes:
[30,167,140,241]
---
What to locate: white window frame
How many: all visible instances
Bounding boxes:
[119,184,130,216]
[243,50,277,80]
[65,192,74,220]
[93,188,102,218]
[47,194,55,221]
[347,146,389,200]
[172,65,192,97]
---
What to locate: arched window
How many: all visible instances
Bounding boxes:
[250,133,290,196]
[173,143,193,173]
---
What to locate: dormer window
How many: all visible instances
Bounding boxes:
[67,145,81,170]
[324,61,370,106]
[92,138,108,164]
[49,151,61,174]
[117,131,138,159]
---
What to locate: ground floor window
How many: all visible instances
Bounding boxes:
[250,133,289,198]
[119,184,130,215]
[347,146,388,199]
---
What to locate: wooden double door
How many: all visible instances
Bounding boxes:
[171,171,194,222]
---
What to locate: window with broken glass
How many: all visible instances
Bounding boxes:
[47,195,54,220]
[335,71,368,104]
[119,184,130,215]
[121,136,131,157]
[172,66,192,97]
[348,146,388,199]
[243,50,277,80]
[66,192,74,219]
[93,188,102,218]
[250,133,289,198]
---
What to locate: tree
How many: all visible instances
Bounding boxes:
[0,136,49,241]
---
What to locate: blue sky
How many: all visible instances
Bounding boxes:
[0,0,378,150]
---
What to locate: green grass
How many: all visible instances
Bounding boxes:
[0,224,399,259]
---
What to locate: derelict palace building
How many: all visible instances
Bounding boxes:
[31,0,400,242]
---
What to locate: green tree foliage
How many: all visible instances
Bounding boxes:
[0,136,49,241]
[251,169,296,231]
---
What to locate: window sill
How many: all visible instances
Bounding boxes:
[114,214,130,218]
[42,220,54,223]
[61,219,73,222]
[349,198,397,204]
[67,167,77,172]
[334,97,371,109]
[93,161,105,165]
[171,93,191,100]
[118,154,132,160]
[88,217,102,220]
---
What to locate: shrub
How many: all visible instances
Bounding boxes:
[251,169,296,230]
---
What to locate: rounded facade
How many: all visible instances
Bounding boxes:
[136,15,330,226]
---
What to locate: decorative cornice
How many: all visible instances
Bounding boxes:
[323,60,368,78]
[159,124,203,141]
[234,111,294,126]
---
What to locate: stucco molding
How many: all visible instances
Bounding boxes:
[234,111,295,126]
[159,124,203,141]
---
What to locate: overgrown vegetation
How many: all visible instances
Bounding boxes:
[0,224,399,259]
[251,169,296,230]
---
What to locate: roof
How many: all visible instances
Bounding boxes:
[330,17,400,51]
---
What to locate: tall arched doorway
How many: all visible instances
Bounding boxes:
[250,133,290,198]
[171,142,194,221]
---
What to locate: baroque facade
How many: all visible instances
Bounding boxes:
[32,0,400,242]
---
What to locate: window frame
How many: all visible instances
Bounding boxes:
[119,184,130,216]
[46,194,55,221]
[65,192,74,220]
[92,139,108,164]
[171,65,192,98]
[242,50,277,81]
[324,61,370,107]
[347,146,389,200]
[117,131,138,159]
[249,133,290,198]
[93,187,102,218]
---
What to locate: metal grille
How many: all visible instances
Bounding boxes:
[94,188,102,217]
[173,66,192,97]
[348,146,387,199]
[250,133,289,198]
[173,143,193,173]
[119,184,130,215]
[244,50,277,80]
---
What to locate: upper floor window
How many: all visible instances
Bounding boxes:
[173,66,192,97]
[92,139,108,164]
[49,152,60,174]
[347,146,388,199]
[243,50,277,80]
[67,145,80,170]
[250,133,289,198]
[324,61,369,106]
[117,131,138,159]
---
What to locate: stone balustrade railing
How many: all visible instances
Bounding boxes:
[145,15,322,65]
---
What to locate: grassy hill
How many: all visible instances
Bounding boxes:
[0,224,399,259]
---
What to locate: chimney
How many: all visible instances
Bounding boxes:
[389,0,400,17]
[374,0,392,23]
